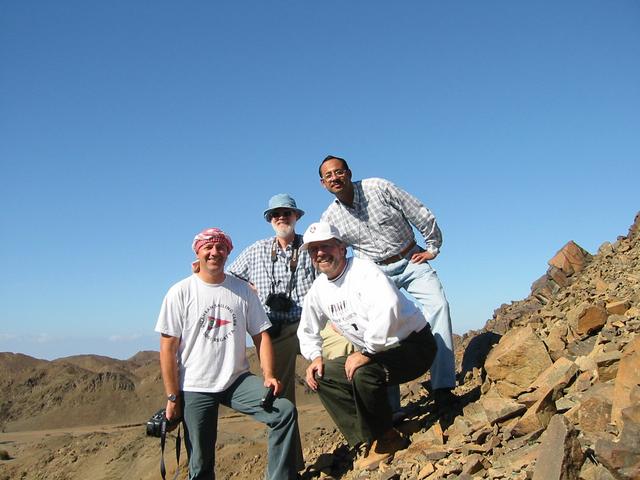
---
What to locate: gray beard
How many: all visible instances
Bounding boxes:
[272,223,295,239]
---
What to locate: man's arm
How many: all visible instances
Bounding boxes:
[383,180,443,262]
[251,331,282,396]
[227,244,253,281]
[160,333,182,421]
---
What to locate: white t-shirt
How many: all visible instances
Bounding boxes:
[155,274,271,392]
[298,257,427,360]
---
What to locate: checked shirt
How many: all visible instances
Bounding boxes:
[227,233,316,325]
[321,178,443,262]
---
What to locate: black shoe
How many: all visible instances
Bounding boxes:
[433,388,459,412]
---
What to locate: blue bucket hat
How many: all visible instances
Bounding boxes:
[263,193,305,222]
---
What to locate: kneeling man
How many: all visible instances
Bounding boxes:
[297,222,437,470]
[156,227,299,480]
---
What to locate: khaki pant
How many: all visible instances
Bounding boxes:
[271,321,301,404]
[270,321,304,471]
[320,323,355,360]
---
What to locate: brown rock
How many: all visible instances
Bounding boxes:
[594,277,610,293]
[532,414,584,480]
[461,401,489,430]
[511,388,556,437]
[626,306,640,318]
[595,401,640,479]
[548,241,592,276]
[576,305,608,335]
[461,453,484,475]
[545,324,567,354]
[548,265,571,288]
[485,326,553,397]
[579,462,617,480]
[527,357,578,402]
[592,350,622,382]
[606,299,630,315]
[565,383,614,433]
[574,396,612,433]
[611,337,640,427]
[417,462,435,479]
[480,396,526,424]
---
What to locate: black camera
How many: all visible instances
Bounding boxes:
[265,292,293,312]
[146,408,181,438]
[261,386,276,410]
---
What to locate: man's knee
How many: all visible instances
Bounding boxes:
[352,364,386,391]
[270,397,297,424]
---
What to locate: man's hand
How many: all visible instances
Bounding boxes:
[410,250,436,264]
[263,376,282,396]
[305,356,324,391]
[165,399,182,425]
[344,352,371,381]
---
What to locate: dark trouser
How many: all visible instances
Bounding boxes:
[316,326,437,446]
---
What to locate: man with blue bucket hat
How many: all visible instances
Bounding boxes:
[227,193,315,471]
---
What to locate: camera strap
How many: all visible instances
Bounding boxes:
[160,423,182,480]
[269,235,301,297]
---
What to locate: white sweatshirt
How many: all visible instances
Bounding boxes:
[297,257,428,360]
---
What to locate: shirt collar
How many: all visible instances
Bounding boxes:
[334,180,362,210]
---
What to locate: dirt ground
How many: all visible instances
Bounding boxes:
[0,402,334,480]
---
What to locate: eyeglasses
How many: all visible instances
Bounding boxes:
[321,169,347,181]
[268,209,293,220]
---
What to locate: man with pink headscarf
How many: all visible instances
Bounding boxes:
[155,228,299,480]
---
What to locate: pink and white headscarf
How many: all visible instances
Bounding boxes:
[192,228,234,254]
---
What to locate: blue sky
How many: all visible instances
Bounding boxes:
[1,1,638,360]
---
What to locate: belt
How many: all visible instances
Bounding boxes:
[376,240,417,265]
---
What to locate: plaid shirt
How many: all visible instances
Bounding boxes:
[227,234,316,324]
[321,178,442,262]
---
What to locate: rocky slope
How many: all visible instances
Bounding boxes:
[298,212,640,480]
[0,212,638,479]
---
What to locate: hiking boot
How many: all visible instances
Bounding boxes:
[353,429,408,471]
[433,388,459,412]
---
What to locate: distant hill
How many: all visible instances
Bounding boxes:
[0,344,315,433]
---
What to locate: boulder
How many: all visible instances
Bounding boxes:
[611,337,640,427]
[485,326,553,397]
[576,305,608,335]
[548,241,592,276]
[532,414,584,480]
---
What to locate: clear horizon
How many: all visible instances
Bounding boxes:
[1,1,639,360]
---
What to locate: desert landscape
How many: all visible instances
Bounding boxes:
[1,212,638,479]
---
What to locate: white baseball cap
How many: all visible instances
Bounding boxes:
[302,222,343,249]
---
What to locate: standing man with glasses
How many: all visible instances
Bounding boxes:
[317,155,458,411]
[227,193,315,470]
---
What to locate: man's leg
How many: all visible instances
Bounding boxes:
[318,356,391,446]
[270,321,300,404]
[182,391,220,480]
[321,325,400,413]
[352,328,437,471]
[270,321,305,470]
[372,326,437,385]
[381,259,456,391]
[320,323,355,360]
[224,373,299,480]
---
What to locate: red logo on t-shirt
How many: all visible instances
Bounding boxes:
[207,316,231,330]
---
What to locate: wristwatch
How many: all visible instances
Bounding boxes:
[167,393,178,402]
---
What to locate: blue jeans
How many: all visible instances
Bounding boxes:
[182,373,299,480]
[378,250,456,390]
